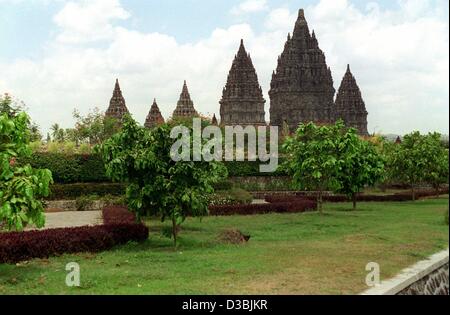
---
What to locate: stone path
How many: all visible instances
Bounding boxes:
[27,211,103,230]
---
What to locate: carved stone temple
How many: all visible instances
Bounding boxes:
[105,8,370,135]
[144,98,165,128]
[172,80,198,118]
[105,79,130,121]
[220,39,266,126]
[335,65,369,136]
[269,9,336,129]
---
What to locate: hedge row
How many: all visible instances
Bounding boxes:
[18,153,109,183]
[0,207,148,264]
[47,183,126,200]
[265,188,450,203]
[19,153,287,184]
[208,200,317,216]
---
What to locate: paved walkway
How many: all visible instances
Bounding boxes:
[27,211,103,230]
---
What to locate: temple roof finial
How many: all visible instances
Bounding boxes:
[299,9,305,19]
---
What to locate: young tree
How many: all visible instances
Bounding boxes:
[73,108,120,145]
[0,112,53,231]
[283,121,346,212]
[51,123,65,142]
[390,131,447,200]
[422,133,449,196]
[335,129,385,209]
[98,115,226,246]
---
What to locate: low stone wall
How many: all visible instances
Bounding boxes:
[361,249,449,295]
[45,199,107,212]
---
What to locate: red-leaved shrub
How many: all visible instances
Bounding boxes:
[209,200,317,216]
[265,188,449,204]
[0,206,148,264]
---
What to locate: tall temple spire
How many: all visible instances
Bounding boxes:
[105,78,129,121]
[145,98,165,128]
[269,8,335,128]
[335,65,369,135]
[172,80,198,118]
[220,39,266,126]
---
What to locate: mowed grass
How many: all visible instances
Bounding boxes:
[0,197,448,295]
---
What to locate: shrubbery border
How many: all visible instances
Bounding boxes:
[0,206,148,264]
[208,200,317,216]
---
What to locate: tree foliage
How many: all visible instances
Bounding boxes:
[98,115,227,245]
[0,112,53,231]
[283,121,385,211]
[335,129,385,209]
[283,121,346,212]
[389,131,448,200]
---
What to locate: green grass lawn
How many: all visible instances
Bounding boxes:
[0,197,448,295]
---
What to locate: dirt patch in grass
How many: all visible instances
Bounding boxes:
[218,229,250,244]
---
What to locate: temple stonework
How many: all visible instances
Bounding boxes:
[105,79,129,121]
[269,9,335,129]
[335,65,369,135]
[105,9,370,135]
[220,39,266,126]
[144,98,165,128]
[172,80,198,118]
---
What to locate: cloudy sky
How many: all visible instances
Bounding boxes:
[0,0,448,135]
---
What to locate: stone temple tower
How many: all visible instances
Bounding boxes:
[220,39,266,126]
[172,80,198,118]
[269,9,335,129]
[105,79,129,121]
[335,65,369,136]
[144,98,165,128]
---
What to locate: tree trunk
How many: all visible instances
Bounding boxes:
[352,193,357,210]
[172,216,178,247]
[317,191,323,214]
[411,185,416,201]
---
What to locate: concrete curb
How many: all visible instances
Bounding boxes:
[361,249,449,295]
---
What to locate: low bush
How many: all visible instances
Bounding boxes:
[264,188,450,204]
[18,153,108,183]
[48,183,125,200]
[209,200,317,216]
[20,153,288,184]
[209,188,253,206]
[0,206,148,264]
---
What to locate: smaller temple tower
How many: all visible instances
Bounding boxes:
[220,39,266,126]
[144,99,165,128]
[172,80,198,118]
[105,79,129,121]
[335,65,369,135]
[211,114,218,126]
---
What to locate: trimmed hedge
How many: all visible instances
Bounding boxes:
[48,183,126,200]
[0,206,148,264]
[265,188,450,203]
[19,153,287,184]
[208,200,317,216]
[18,153,108,183]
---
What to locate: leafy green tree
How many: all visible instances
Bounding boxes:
[390,131,447,200]
[98,115,226,246]
[283,121,346,212]
[51,123,65,142]
[1,93,42,142]
[335,129,385,209]
[73,108,120,145]
[422,133,449,196]
[0,112,53,231]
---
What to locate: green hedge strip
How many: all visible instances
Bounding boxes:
[19,153,286,184]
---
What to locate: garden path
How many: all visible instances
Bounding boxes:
[26,211,103,230]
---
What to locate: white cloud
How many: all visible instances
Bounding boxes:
[53,0,130,44]
[231,0,269,15]
[0,0,448,136]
